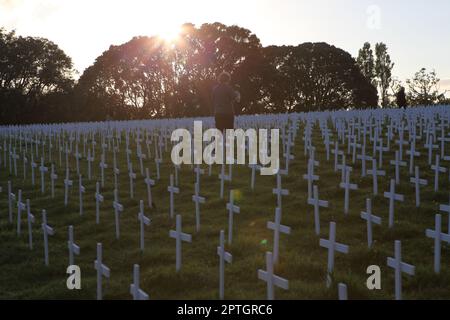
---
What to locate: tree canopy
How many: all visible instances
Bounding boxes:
[6,23,447,125]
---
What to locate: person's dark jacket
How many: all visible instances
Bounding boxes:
[396,88,407,108]
[212,83,238,115]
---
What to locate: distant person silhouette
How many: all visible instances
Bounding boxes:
[212,72,240,132]
[396,86,407,108]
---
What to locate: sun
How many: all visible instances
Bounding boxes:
[156,24,182,42]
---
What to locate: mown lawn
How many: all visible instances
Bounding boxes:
[1,123,449,300]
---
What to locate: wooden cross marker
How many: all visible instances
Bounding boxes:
[426,214,450,274]
[410,166,427,207]
[431,155,446,192]
[257,251,289,300]
[217,230,232,300]
[308,185,328,235]
[320,222,349,288]
[144,168,155,208]
[192,182,205,232]
[138,200,151,252]
[68,225,80,266]
[95,181,104,225]
[64,167,73,207]
[227,190,241,244]
[360,198,381,248]
[94,243,110,300]
[17,189,26,236]
[387,240,415,300]
[267,207,291,264]
[113,189,124,239]
[41,209,55,266]
[26,199,35,250]
[130,264,149,300]
[384,179,404,228]
[169,214,192,272]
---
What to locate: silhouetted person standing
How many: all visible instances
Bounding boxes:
[212,72,240,132]
[396,86,407,108]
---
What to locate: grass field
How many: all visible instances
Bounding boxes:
[1,122,450,300]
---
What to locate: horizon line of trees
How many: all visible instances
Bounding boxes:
[1,23,449,125]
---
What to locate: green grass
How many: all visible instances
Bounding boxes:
[1,123,450,300]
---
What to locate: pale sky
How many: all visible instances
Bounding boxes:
[1,0,449,91]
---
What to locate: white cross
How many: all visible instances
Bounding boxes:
[336,155,352,184]
[339,169,358,215]
[331,143,343,172]
[272,174,289,213]
[410,166,427,207]
[26,199,35,250]
[144,168,155,208]
[308,185,328,235]
[387,240,415,300]
[217,230,232,300]
[113,189,124,239]
[439,192,450,234]
[87,148,94,180]
[320,222,349,288]
[367,159,385,196]
[113,149,120,189]
[129,162,136,199]
[78,175,85,216]
[384,179,404,228]
[94,243,110,300]
[138,200,151,252]
[257,251,289,300]
[130,264,149,300]
[74,144,82,175]
[17,189,26,236]
[194,164,204,189]
[95,181,104,224]
[68,225,80,266]
[425,139,439,165]
[390,150,406,185]
[338,283,348,300]
[375,137,388,167]
[30,154,37,186]
[22,153,28,180]
[155,157,162,180]
[136,145,146,177]
[303,159,319,200]
[8,181,15,224]
[192,182,206,232]
[249,164,261,190]
[41,209,55,266]
[357,145,372,177]
[218,164,230,199]
[227,190,240,244]
[64,167,73,207]
[169,214,192,272]
[431,155,446,192]
[406,141,420,174]
[360,198,381,248]
[99,153,108,188]
[426,214,450,274]
[167,174,179,219]
[267,207,291,264]
[50,164,57,199]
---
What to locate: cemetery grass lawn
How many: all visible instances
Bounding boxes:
[1,124,450,300]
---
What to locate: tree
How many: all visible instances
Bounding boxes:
[357,42,376,86]
[261,43,378,112]
[406,68,446,106]
[374,43,394,107]
[0,28,74,124]
[76,23,264,119]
